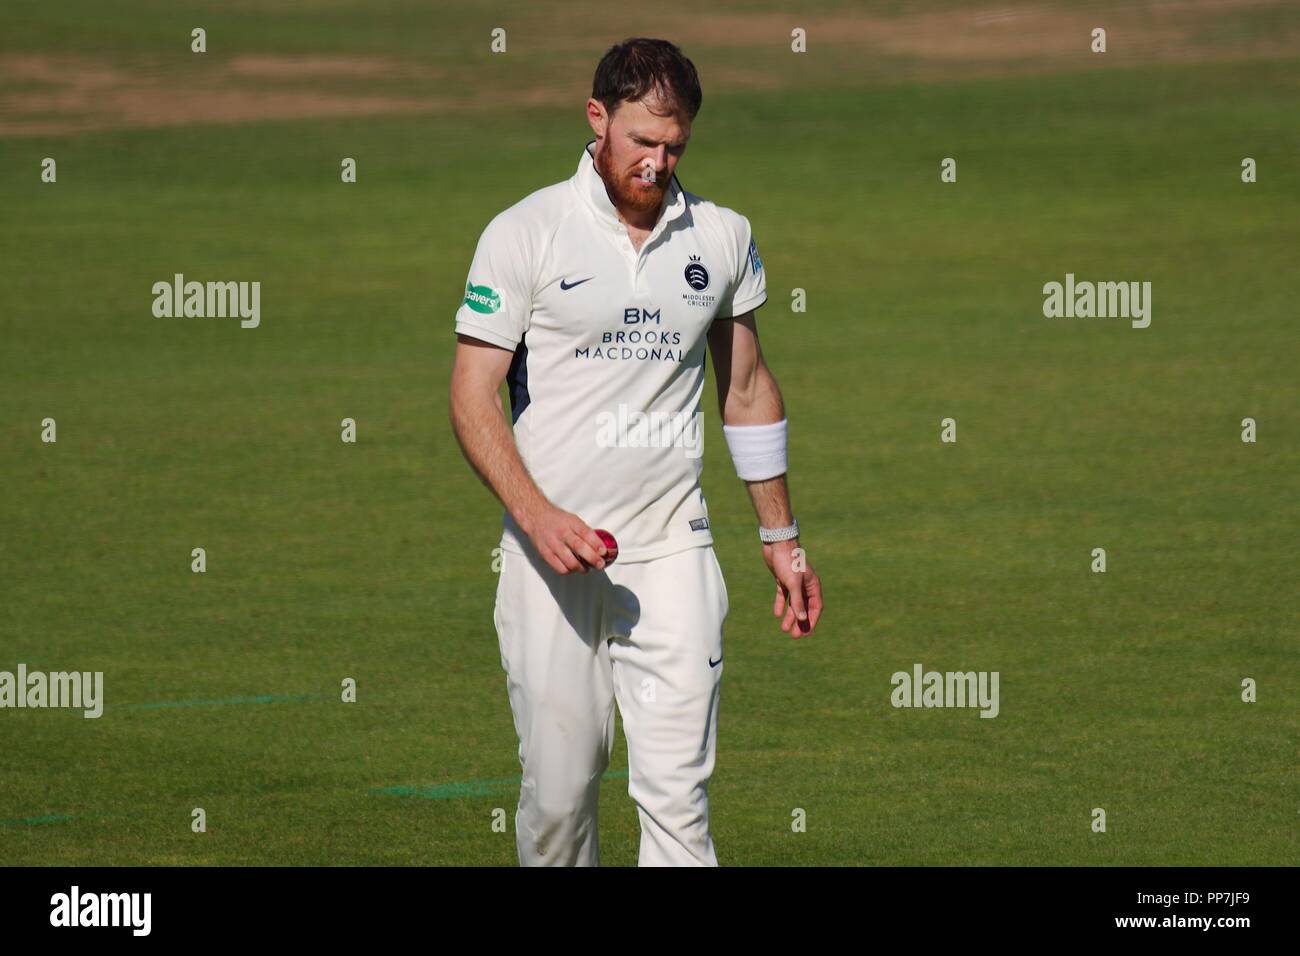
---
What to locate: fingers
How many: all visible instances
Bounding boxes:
[527,507,611,575]
[781,600,797,634]
[776,581,801,637]
[542,550,572,575]
[545,520,607,575]
[572,523,608,568]
[555,531,592,574]
[788,577,809,624]
[777,580,798,635]
[791,607,811,638]
[540,534,582,575]
[804,573,824,632]
[790,572,823,638]
[781,596,807,638]
[776,569,823,639]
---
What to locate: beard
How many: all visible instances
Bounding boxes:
[595,137,669,216]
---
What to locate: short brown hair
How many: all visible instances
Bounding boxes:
[592,38,702,122]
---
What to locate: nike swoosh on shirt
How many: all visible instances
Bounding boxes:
[559,277,594,290]
[709,656,723,668]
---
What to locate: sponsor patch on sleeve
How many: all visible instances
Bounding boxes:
[463,281,502,314]
[747,237,763,276]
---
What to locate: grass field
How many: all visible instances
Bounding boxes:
[1,1,1297,865]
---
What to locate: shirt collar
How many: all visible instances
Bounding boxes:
[575,139,686,235]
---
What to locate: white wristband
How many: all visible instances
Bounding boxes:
[759,519,799,543]
[723,418,788,481]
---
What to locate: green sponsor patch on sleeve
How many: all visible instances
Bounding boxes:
[463,282,502,314]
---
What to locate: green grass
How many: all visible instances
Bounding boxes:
[1,2,1297,865]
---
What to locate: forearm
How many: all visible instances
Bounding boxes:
[744,474,795,531]
[719,357,784,426]
[723,362,797,532]
[449,386,550,534]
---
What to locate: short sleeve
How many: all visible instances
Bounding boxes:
[453,212,534,350]
[718,213,767,319]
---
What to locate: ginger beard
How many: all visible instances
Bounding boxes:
[594,134,669,217]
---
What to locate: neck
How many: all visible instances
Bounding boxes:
[616,200,661,232]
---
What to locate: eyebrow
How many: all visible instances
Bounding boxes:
[631,134,687,148]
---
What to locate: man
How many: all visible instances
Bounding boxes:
[448,37,824,866]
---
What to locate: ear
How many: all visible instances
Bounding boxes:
[586,98,607,139]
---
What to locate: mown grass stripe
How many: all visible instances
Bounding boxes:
[374,768,630,801]
[121,693,318,711]
[0,813,77,827]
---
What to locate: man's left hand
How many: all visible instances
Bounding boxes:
[761,539,824,639]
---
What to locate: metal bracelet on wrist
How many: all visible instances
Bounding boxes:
[759,519,799,543]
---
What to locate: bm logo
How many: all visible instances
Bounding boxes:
[684,255,710,291]
[623,307,662,324]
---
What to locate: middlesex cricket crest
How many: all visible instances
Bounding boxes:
[681,254,716,309]
[684,254,710,291]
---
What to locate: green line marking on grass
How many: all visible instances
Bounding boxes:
[0,810,116,828]
[374,768,630,801]
[0,813,77,827]
[121,693,320,711]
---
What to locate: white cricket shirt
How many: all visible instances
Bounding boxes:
[454,140,767,562]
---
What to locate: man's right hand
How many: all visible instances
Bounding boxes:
[520,504,609,575]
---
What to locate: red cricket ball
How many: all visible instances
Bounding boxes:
[593,528,618,566]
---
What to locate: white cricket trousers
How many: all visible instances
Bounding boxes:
[493,541,729,866]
